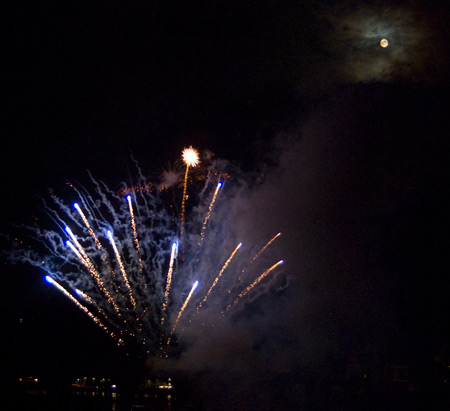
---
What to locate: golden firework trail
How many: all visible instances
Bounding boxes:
[75,288,110,321]
[45,276,121,343]
[73,202,103,251]
[226,260,284,311]
[167,280,199,345]
[198,181,223,246]
[127,195,141,255]
[107,230,136,309]
[180,147,199,247]
[161,241,178,324]
[65,227,120,313]
[241,232,282,276]
[64,225,89,261]
[75,288,98,306]
[197,242,242,312]
[127,194,144,281]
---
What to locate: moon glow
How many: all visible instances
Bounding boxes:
[380,38,389,48]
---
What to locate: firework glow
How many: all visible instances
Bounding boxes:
[9,147,284,359]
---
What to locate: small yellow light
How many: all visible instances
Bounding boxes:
[380,38,389,48]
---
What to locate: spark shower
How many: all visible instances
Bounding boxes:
[10,147,284,358]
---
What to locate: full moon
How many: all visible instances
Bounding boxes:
[380,38,389,48]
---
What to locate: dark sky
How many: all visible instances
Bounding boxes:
[2,0,450,406]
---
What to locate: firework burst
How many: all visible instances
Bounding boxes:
[8,148,284,359]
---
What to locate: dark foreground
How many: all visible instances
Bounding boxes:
[2,376,449,411]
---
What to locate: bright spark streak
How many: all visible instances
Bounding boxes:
[127,195,140,254]
[66,239,87,265]
[198,182,223,245]
[161,242,178,323]
[197,243,242,312]
[127,194,144,277]
[227,260,284,310]
[65,226,88,260]
[65,239,104,291]
[73,202,103,251]
[241,232,282,275]
[75,288,96,306]
[44,276,113,338]
[168,281,199,344]
[180,165,189,246]
[107,230,136,309]
[65,236,120,313]
[75,288,111,321]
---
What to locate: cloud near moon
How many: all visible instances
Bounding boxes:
[315,3,447,83]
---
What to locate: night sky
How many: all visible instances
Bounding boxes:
[2,0,450,408]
